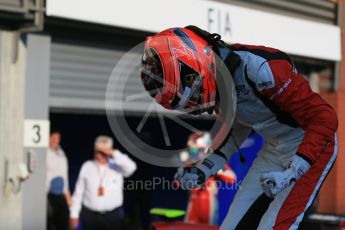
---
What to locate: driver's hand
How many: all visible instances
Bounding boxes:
[260,154,310,198]
[174,153,226,190]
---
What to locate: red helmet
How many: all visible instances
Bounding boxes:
[140,26,217,114]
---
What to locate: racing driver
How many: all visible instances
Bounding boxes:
[139,25,338,229]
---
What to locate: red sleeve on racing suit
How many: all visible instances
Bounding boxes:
[258,60,338,164]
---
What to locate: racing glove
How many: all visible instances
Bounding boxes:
[260,154,311,198]
[174,153,226,190]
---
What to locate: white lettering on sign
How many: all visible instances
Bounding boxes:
[207,8,232,36]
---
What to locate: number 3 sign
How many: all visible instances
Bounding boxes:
[23,120,50,148]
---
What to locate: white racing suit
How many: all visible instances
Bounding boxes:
[215,44,338,229]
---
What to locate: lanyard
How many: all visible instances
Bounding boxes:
[96,162,108,188]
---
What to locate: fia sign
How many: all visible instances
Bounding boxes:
[207,8,232,37]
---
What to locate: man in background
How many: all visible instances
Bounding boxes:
[70,135,137,230]
[47,131,71,230]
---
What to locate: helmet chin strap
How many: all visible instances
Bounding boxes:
[175,87,191,110]
[174,75,202,111]
[172,71,213,115]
